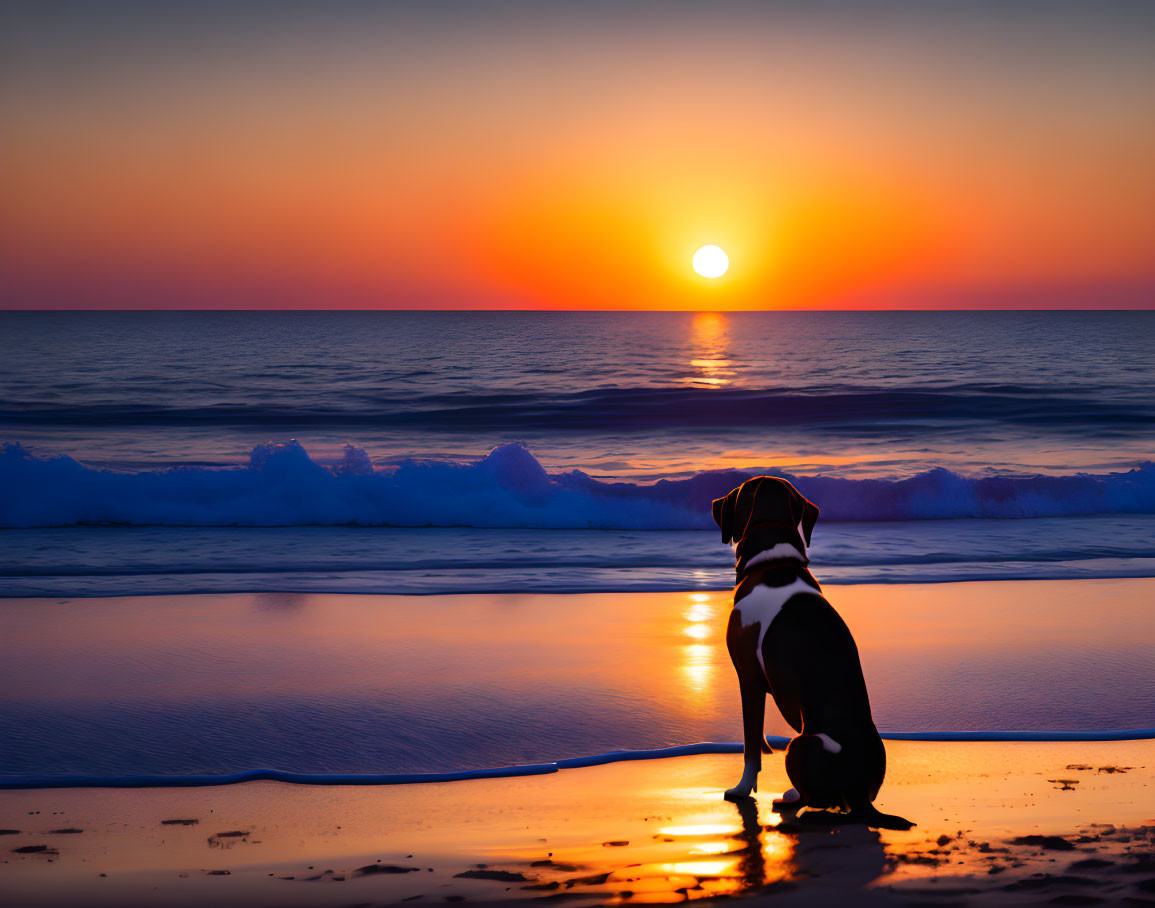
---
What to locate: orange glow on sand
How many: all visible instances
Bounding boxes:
[7,739,1151,904]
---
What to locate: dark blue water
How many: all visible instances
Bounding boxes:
[2,310,1152,479]
[1,310,1153,782]
[3,309,1153,589]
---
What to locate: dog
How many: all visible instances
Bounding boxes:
[712,476,912,829]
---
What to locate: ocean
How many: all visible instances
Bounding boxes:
[3,310,1153,481]
[3,310,1153,593]
[1,310,1153,781]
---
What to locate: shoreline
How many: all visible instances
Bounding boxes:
[2,740,1152,906]
[5,517,1155,599]
[5,729,1155,790]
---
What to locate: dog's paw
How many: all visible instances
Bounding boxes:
[770,788,801,812]
[724,785,755,802]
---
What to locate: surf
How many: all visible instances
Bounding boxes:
[3,440,1153,529]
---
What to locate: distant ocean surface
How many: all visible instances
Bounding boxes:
[3,310,1153,480]
[2,310,1154,593]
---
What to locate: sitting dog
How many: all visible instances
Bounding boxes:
[712,476,912,829]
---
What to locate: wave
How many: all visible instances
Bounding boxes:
[2,384,1151,432]
[1,439,1153,529]
[2,440,1154,528]
[3,729,1153,789]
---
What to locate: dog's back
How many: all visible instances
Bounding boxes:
[757,578,871,735]
[713,476,903,824]
[759,582,885,809]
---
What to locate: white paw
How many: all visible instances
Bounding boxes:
[724,766,759,801]
[724,785,754,802]
[771,787,802,813]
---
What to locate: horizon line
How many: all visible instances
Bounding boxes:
[2,307,1153,314]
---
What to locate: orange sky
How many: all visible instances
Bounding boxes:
[2,2,1153,309]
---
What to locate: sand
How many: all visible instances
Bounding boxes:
[2,739,1152,907]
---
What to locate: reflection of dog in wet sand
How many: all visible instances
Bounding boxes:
[712,476,913,829]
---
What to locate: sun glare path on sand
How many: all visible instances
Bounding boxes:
[693,245,729,278]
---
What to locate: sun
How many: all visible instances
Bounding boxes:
[692,245,729,279]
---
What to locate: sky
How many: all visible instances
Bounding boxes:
[2,0,1154,310]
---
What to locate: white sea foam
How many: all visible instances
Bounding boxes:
[1,440,1153,529]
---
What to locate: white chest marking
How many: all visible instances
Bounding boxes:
[745,543,806,568]
[736,517,809,569]
[815,733,842,754]
[734,578,820,676]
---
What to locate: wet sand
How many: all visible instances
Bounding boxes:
[2,739,1152,907]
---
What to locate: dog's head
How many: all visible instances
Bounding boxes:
[710,476,819,549]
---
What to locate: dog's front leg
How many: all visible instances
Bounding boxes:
[725,675,765,801]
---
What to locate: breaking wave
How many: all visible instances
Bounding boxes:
[2,440,1153,528]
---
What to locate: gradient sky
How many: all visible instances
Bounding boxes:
[2,0,1154,310]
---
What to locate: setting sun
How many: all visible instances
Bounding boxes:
[693,245,730,279]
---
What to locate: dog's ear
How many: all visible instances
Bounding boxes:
[799,496,819,547]
[777,479,819,546]
[712,488,739,544]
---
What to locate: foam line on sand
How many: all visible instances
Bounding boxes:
[3,729,1153,789]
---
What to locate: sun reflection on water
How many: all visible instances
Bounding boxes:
[659,859,734,876]
[602,800,799,902]
[688,840,737,855]
[680,593,721,696]
[684,603,713,623]
[657,824,740,837]
[479,789,823,905]
[681,644,715,694]
[681,312,736,388]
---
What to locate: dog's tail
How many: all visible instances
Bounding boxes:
[852,804,916,831]
[761,736,774,754]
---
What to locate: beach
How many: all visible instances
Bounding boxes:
[5,0,1155,900]
[2,312,1153,904]
[3,739,1153,906]
[3,579,1153,905]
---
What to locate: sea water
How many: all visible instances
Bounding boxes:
[2,584,1152,780]
[1,310,1153,475]
[1,310,1152,780]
